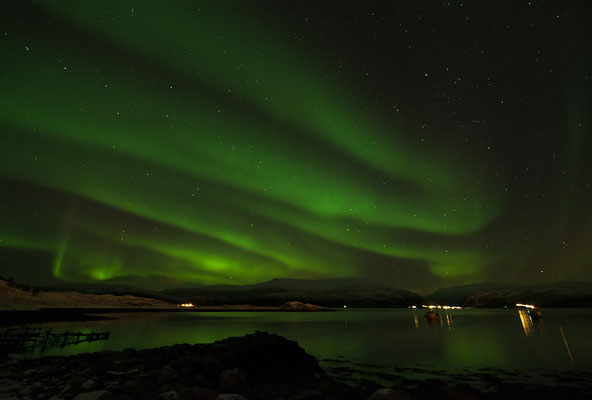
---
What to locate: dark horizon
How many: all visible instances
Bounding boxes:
[1,1,591,293]
[3,273,592,300]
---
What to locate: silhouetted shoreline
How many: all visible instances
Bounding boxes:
[0,306,334,327]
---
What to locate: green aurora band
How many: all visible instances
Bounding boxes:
[1,1,590,290]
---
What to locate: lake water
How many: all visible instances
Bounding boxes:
[13,308,592,385]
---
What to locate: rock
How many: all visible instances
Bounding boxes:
[194,373,206,385]
[178,386,219,400]
[157,366,178,384]
[157,385,175,396]
[72,390,112,400]
[103,381,119,390]
[106,368,138,376]
[216,394,248,400]
[213,332,322,379]
[291,388,324,400]
[154,391,179,400]
[201,355,224,376]
[80,379,96,390]
[219,369,248,394]
[3,359,18,368]
[19,386,33,395]
[0,381,20,393]
[0,333,337,400]
[47,396,64,400]
[30,382,44,393]
[122,378,145,393]
[366,388,410,400]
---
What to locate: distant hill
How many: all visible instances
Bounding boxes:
[162,278,425,307]
[40,282,177,303]
[0,279,174,310]
[429,281,592,307]
[428,282,522,306]
[7,275,591,309]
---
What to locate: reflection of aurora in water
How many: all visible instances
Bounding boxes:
[30,309,591,373]
[1,2,591,289]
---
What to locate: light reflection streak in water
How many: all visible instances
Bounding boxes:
[446,313,453,330]
[518,309,535,336]
[413,311,455,330]
[559,326,574,362]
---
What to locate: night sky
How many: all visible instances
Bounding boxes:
[1,1,590,292]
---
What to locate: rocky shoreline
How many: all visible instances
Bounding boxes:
[0,331,366,400]
[1,332,592,400]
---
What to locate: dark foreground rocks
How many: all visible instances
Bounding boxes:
[0,331,365,400]
[2,331,592,400]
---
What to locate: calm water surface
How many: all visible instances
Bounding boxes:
[16,308,592,374]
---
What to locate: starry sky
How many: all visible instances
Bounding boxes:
[1,1,590,292]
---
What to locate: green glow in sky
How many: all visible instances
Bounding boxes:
[1,1,590,290]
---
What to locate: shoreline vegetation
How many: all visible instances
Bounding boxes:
[2,331,592,400]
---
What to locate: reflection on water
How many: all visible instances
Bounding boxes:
[516,309,578,363]
[560,326,574,362]
[417,310,454,330]
[13,308,592,372]
[518,308,535,336]
[0,327,111,356]
[445,313,453,330]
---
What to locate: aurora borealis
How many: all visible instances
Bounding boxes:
[1,1,590,291]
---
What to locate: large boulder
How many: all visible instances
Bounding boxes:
[212,331,322,381]
[80,379,96,390]
[157,366,179,384]
[219,368,248,394]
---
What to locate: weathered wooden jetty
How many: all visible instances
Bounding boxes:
[0,327,110,353]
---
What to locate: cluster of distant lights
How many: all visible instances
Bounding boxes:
[515,303,536,309]
[407,303,537,310]
[179,303,534,310]
[409,305,463,310]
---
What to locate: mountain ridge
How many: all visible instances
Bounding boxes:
[162,277,424,308]
[4,277,592,308]
[428,281,592,307]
